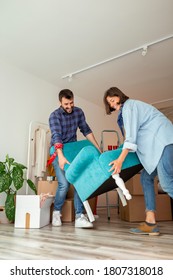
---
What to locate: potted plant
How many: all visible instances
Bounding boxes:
[0,154,37,222]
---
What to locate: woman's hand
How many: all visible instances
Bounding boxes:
[108,148,130,175]
[109,158,123,175]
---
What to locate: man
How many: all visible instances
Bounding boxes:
[49,89,101,228]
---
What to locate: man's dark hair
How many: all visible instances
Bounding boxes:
[59,89,74,102]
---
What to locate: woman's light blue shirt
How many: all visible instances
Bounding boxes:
[122,99,173,174]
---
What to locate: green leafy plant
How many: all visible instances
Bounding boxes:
[0,154,37,222]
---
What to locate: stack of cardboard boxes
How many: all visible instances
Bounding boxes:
[37,180,97,223]
[120,173,172,222]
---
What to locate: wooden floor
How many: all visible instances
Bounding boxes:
[0,208,173,260]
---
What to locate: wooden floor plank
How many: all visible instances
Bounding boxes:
[0,209,172,260]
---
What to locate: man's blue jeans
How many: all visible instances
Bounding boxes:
[52,158,84,215]
[141,144,173,212]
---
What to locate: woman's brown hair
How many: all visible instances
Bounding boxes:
[103,87,129,114]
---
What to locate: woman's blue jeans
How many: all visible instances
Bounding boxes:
[141,144,173,212]
[52,158,84,215]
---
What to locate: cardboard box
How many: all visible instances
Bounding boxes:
[37,181,74,199]
[97,190,118,207]
[61,197,97,221]
[66,185,74,199]
[120,194,172,222]
[61,199,75,222]
[88,197,97,214]
[156,195,172,221]
[125,174,158,195]
[37,180,58,196]
[50,199,75,222]
[15,195,54,228]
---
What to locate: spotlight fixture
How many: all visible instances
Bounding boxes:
[142,46,148,56]
[68,74,73,82]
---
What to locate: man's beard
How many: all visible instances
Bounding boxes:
[64,107,73,114]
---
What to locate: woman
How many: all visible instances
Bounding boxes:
[103,87,173,235]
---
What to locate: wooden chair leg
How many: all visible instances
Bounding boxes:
[112,174,132,200]
[116,187,127,206]
[83,200,95,222]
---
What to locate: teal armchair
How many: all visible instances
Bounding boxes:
[51,140,142,221]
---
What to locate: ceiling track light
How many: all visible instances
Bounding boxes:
[142,46,148,56]
[61,34,173,81]
[151,98,173,106]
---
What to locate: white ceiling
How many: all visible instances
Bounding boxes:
[0,0,173,109]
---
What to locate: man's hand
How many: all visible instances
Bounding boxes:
[58,154,70,170]
[56,146,70,170]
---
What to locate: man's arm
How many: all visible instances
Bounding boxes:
[56,148,70,170]
[86,132,102,153]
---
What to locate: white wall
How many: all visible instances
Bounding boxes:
[0,60,58,163]
[0,60,121,203]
